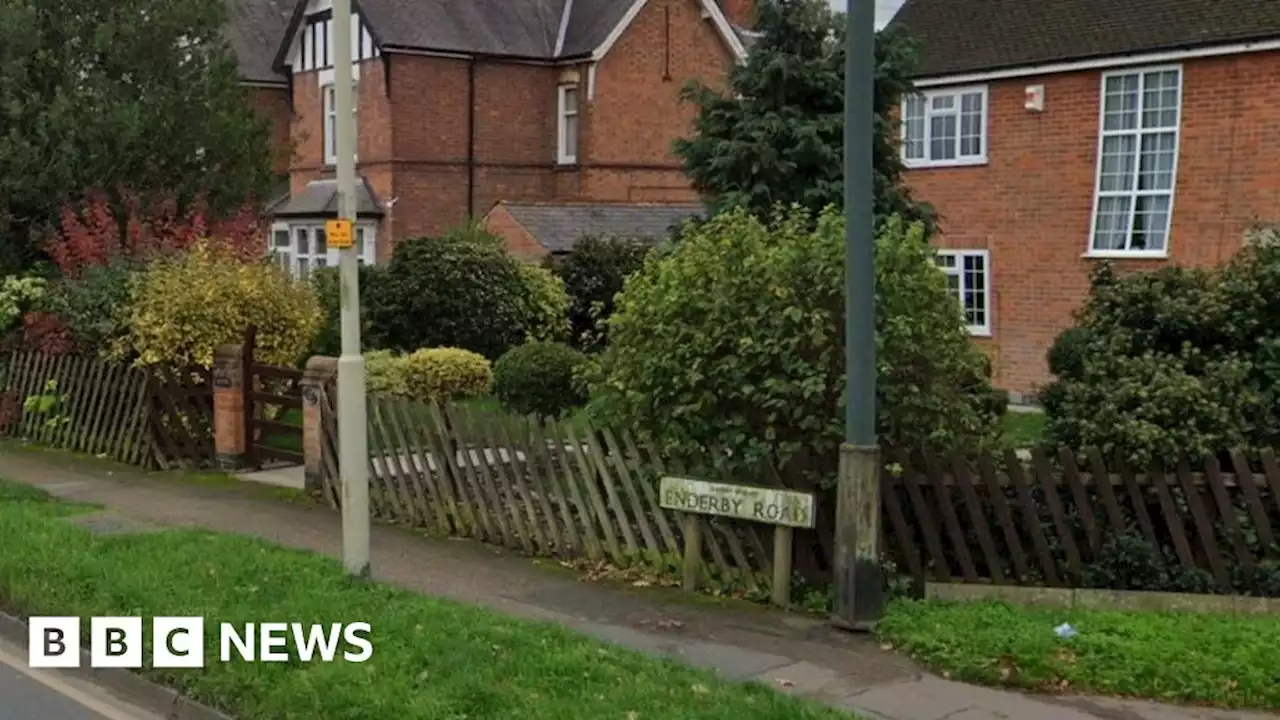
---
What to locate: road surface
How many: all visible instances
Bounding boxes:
[0,637,165,720]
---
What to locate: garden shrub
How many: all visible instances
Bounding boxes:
[119,243,322,368]
[0,275,47,335]
[1043,234,1280,466]
[364,350,405,396]
[42,258,139,352]
[585,205,1003,490]
[554,236,651,351]
[513,262,571,343]
[308,264,382,357]
[365,230,528,359]
[493,342,588,418]
[396,348,492,403]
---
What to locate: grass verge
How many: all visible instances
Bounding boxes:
[0,480,847,720]
[878,598,1280,709]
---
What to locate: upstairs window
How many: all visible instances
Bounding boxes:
[902,86,988,168]
[936,250,991,336]
[1089,67,1181,256]
[322,83,358,166]
[557,84,579,165]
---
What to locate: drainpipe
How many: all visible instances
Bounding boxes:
[467,58,477,218]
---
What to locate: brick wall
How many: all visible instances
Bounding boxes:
[247,86,293,176]
[907,50,1280,396]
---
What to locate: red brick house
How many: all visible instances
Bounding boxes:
[893,0,1280,401]
[226,0,295,176]
[226,0,751,272]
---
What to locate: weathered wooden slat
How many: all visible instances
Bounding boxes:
[897,449,950,581]
[1033,449,1082,582]
[387,397,449,534]
[562,423,626,563]
[252,365,304,382]
[3,352,34,436]
[1204,455,1254,574]
[1115,453,1158,549]
[1004,448,1060,586]
[74,358,112,455]
[922,452,979,582]
[495,415,557,554]
[443,403,510,546]
[654,451,736,580]
[470,406,537,554]
[52,355,87,449]
[1058,446,1100,560]
[880,471,924,582]
[1085,448,1128,537]
[38,355,71,446]
[401,399,466,535]
[1260,448,1280,516]
[318,386,343,508]
[545,420,604,560]
[370,397,421,524]
[21,353,53,440]
[586,427,655,557]
[530,422,583,556]
[99,360,136,457]
[977,453,1029,580]
[87,362,123,458]
[249,392,303,411]
[1148,465,1197,571]
[114,369,148,465]
[618,430,679,557]
[1231,449,1274,558]
[424,401,488,539]
[950,452,1005,582]
[1175,456,1230,590]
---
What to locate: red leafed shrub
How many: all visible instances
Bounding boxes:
[46,188,265,276]
[14,312,79,356]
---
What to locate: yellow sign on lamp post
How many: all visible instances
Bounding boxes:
[326,218,354,250]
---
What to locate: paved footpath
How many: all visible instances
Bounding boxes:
[0,447,1270,720]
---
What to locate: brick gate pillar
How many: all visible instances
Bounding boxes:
[300,356,338,495]
[212,344,247,470]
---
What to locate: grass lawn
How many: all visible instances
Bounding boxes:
[1000,411,1046,448]
[0,480,847,720]
[878,599,1280,710]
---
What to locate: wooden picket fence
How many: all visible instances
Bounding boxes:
[881,446,1280,593]
[316,388,778,590]
[0,351,216,470]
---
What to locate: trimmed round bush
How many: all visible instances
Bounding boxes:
[363,350,404,396]
[397,347,492,403]
[494,341,588,418]
[366,229,528,359]
[514,262,571,343]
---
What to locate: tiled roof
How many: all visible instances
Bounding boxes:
[892,0,1280,78]
[499,201,704,253]
[226,0,294,84]
[267,177,385,218]
[360,0,568,58]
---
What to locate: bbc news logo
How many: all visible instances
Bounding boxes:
[29,617,373,668]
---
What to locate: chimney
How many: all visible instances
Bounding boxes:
[719,0,754,28]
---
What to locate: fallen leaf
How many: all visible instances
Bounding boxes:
[775,679,795,688]
[879,643,893,651]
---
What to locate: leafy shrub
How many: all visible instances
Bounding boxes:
[494,342,588,418]
[396,348,492,403]
[0,275,47,334]
[46,188,263,277]
[3,311,78,356]
[554,236,652,351]
[1080,533,1215,594]
[308,265,382,357]
[366,230,528,359]
[514,262,571,343]
[586,206,1002,489]
[119,244,322,368]
[1043,234,1280,466]
[364,350,405,396]
[42,258,139,351]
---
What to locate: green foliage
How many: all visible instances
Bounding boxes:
[308,264,382,357]
[364,348,493,403]
[673,0,933,232]
[877,599,1280,709]
[1043,236,1280,466]
[42,259,138,351]
[0,0,275,270]
[554,236,652,351]
[120,244,322,368]
[494,342,588,419]
[586,206,1001,488]
[366,231,529,359]
[514,262,571,343]
[363,350,404,396]
[0,274,46,333]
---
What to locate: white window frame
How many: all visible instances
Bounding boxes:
[1086,65,1183,259]
[936,249,992,337]
[557,84,580,165]
[901,85,989,169]
[268,221,377,279]
[322,82,358,167]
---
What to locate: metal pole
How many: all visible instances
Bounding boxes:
[333,0,370,578]
[832,0,882,630]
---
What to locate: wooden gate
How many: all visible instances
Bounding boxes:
[242,327,305,468]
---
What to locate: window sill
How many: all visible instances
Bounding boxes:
[904,156,988,170]
[968,328,993,338]
[554,160,579,170]
[1081,250,1169,260]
